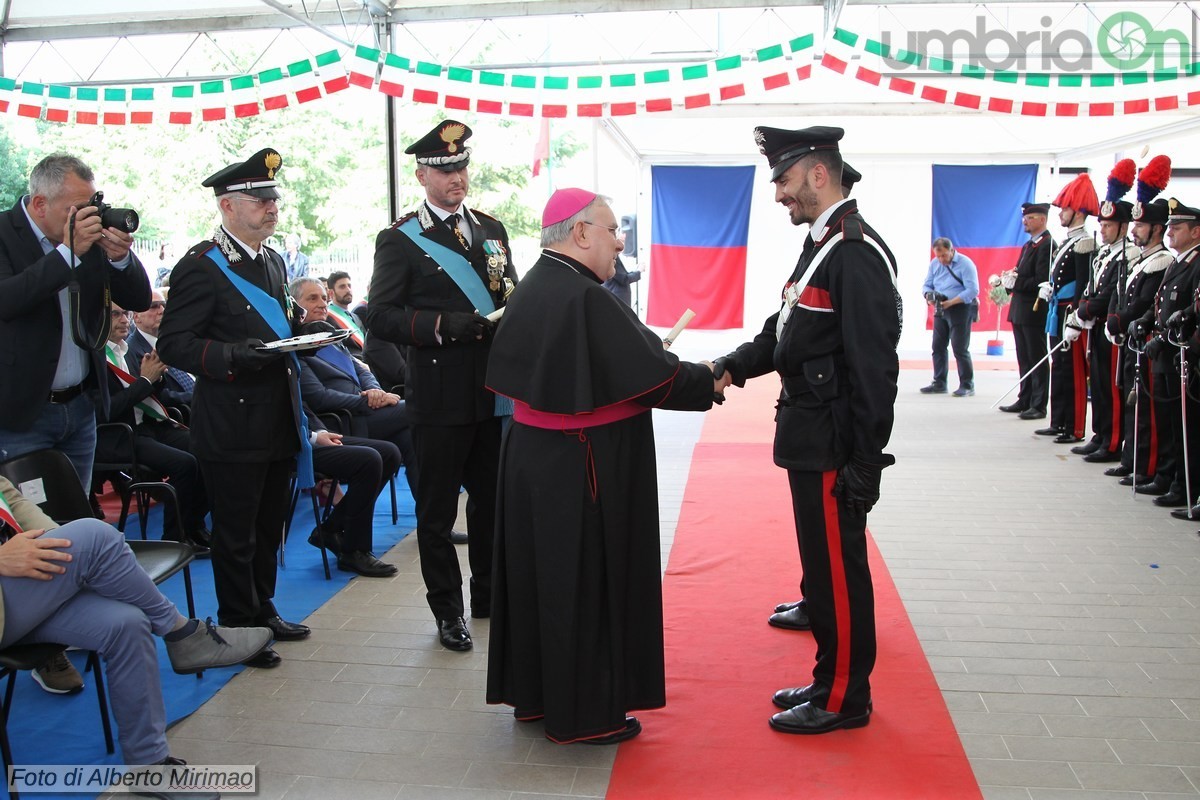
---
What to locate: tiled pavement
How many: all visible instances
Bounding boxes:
[160,347,1200,799]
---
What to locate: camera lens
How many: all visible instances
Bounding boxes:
[101,207,140,233]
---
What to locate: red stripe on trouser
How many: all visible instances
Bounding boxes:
[821,470,852,714]
[1109,345,1122,452]
[1073,331,1088,439]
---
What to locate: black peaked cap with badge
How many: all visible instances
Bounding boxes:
[202,148,283,199]
[407,120,473,172]
[1167,198,1200,224]
[1021,202,1050,215]
[754,125,844,181]
[841,161,862,193]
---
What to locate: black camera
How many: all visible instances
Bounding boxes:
[87,191,140,234]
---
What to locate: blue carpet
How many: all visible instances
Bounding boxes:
[3,479,416,800]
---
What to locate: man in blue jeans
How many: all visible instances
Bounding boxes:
[920,237,979,397]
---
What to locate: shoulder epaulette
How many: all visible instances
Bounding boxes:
[1075,236,1097,254]
[389,210,418,230]
[188,241,218,259]
[841,217,865,241]
[1140,249,1173,273]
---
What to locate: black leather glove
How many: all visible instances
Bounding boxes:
[712,355,744,388]
[709,360,726,405]
[1167,308,1198,340]
[229,338,283,372]
[1106,315,1122,338]
[832,455,894,516]
[1129,319,1153,340]
[1143,336,1165,360]
[440,311,493,342]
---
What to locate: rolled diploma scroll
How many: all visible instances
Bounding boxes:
[662,308,696,349]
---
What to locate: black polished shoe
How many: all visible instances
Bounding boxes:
[998,403,1025,413]
[580,717,642,745]
[1105,465,1133,477]
[772,683,822,710]
[1018,409,1047,420]
[919,384,947,394]
[449,529,469,545]
[1071,440,1101,455]
[1135,480,1170,496]
[189,527,213,549]
[768,604,811,631]
[1054,434,1084,444]
[1034,426,1062,436]
[243,646,281,668]
[308,524,343,556]
[1118,474,1154,487]
[1154,492,1187,507]
[261,615,311,641]
[769,701,871,735]
[1170,504,1200,520]
[337,550,398,577]
[773,598,805,613]
[437,617,472,651]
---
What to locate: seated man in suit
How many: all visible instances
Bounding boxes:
[127,288,194,408]
[0,474,270,790]
[93,303,211,555]
[289,277,419,498]
[304,407,399,577]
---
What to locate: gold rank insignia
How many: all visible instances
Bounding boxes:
[441,123,466,153]
[265,151,282,179]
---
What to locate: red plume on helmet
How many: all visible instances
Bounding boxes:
[1052,173,1100,215]
[1137,155,1172,204]
[1106,159,1136,202]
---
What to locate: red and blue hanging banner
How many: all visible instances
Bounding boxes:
[647,165,755,330]
[931,164,1038,332]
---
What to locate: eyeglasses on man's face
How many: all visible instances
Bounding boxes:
[231,194,284,208]
[582,220,620,236]
[110,309,133,319]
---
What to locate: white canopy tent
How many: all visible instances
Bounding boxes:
[4,1,1200,349]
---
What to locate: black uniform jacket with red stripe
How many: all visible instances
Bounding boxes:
[721,199,901,472]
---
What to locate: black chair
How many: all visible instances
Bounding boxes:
[91,422,185,543]
[0,448,197,620]
[0,644,112,800]
[282,467,337,580]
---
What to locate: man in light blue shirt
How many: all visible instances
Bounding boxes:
[920,237,979,397]
[0,153,151,491]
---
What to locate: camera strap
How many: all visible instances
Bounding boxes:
[66,209,112,352]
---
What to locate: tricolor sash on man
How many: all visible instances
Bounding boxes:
[327,305,365,349]
[0,492,21,534]
[647,165,754,330]
[203,248,314,488]
[397,216,513,417]
[103,343,171,423]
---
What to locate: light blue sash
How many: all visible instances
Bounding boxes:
[396,217,512,417]
[1046,280,1077,336]
[398,217,495,314]
[203,248,314,488]
[314,345,360,388]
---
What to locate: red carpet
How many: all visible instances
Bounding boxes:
[608,377,981,799]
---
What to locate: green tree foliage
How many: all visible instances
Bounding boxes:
[0,126,34,210]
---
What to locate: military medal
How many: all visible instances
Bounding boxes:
[483,239,507,292]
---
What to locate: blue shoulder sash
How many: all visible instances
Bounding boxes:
[397,217,496,314]
[203,248,314,488]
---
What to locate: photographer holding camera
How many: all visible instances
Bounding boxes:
[920,237,979,397]
[0,153,150,492]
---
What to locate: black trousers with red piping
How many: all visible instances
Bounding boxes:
[786,469,875,716]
